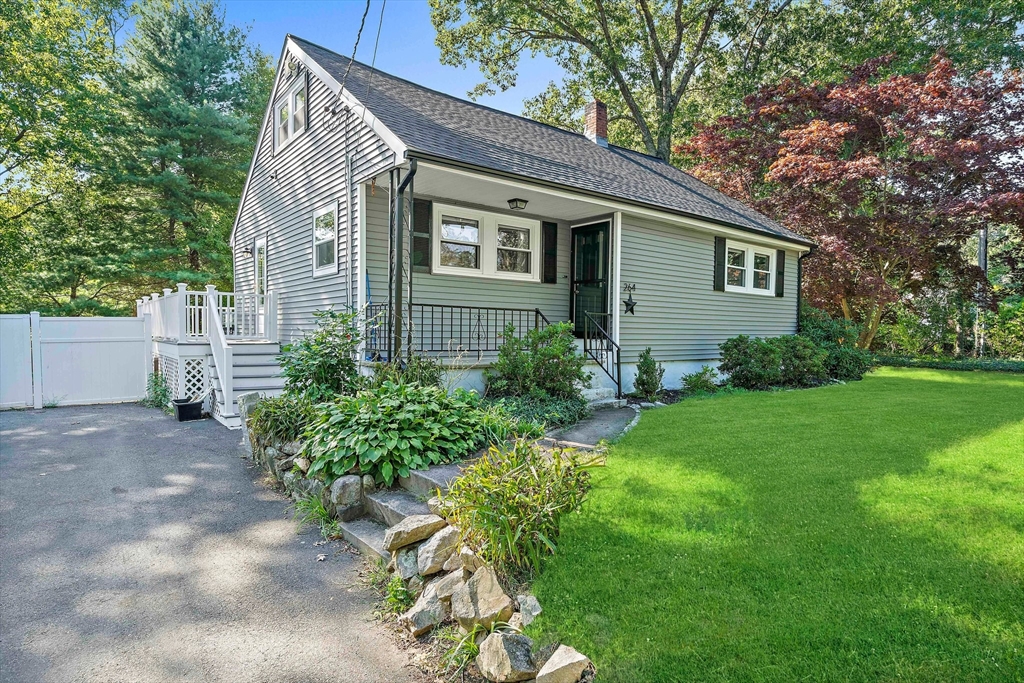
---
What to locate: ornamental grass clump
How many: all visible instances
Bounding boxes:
[439,440,600,577]
[248,393,315,442]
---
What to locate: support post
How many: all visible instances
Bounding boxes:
[142,313,153,396]
[394,174,404,363]
[176,283,188,340]
[30,311,42,409]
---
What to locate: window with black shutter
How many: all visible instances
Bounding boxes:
[542,221,558,283]
[713,236,726,291]
[775,249,785,297]
[412,198,432,271]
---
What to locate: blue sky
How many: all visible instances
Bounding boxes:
[220,0,564,115]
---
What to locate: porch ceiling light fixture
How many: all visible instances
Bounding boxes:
[507,197,528,211]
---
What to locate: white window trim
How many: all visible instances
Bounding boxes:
[431,203,541,283]
[273,77,307,153]
[724,240,775,296]
[312,202,338,278]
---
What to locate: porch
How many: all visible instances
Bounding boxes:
[136,284,284,427]
[361,159,625,396]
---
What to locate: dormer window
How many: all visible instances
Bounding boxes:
[275,77,307,151]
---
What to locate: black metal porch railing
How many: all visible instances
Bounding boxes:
[363,303,551,361]
[582,311,622,398]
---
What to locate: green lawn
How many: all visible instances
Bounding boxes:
[530,368,1024,682]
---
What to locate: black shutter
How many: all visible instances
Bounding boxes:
[713,236,726,291]
[412,199,432,271]
[542,221,558,284]
[775,249,785,297]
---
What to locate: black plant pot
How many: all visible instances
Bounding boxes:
[172,398,204,422]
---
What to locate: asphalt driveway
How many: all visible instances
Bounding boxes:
[0,404,420,683]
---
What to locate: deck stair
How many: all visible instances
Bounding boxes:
[208,340,284,428]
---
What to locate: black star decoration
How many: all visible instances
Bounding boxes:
[623,293,637,315]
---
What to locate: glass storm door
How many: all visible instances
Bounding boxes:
[570,221,610,336]
[254,237,267,334]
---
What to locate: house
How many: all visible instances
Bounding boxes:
[143,34,813,425]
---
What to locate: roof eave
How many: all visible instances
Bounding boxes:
[405,150,815,249]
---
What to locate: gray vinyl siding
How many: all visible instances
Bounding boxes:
[618,215,799,361]
[232,50,395,341]
[364,189,571,323]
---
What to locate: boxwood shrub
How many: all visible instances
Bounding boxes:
[719,334,828,390]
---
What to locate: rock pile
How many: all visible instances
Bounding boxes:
[384,515,593,683]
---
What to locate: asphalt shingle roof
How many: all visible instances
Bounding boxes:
[293,36,811,246]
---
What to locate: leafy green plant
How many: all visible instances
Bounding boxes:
[439,440,598,576]
[485,322,591,400]
[682,365,719,395]
[800,306,874,381]
[278,309,362,402]
[875,356,1024,373]
[247,393,315,442]
[485,395,590,429]
[383,574,413,614]
[293,494,339,541]
[719,334,828,390]
[304,382,529,487]
[369,355,445,389]
[142,372,172,412]
[438,624,484,678]
[634,347,665,400]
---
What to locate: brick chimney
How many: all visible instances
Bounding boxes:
[584,99,608,147]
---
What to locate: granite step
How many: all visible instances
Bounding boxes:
[398,462,469,497]
[364,489,431,528]
[337,517,389,562]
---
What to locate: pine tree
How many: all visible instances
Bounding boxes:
[116,0,271,288]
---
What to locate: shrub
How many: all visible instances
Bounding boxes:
[875,356,1024,373]
[484,395,590,429]
[368,355,445,389]
[681,365,719,395]
[248,393,315,443]
[719,334,828,390]
[142,371,172,411]
[278,309,361,402]
[634,347,665,400]
[439,440,598,576]
[485,322,590,400]
[303,382,530,486]
[799,306,873,381]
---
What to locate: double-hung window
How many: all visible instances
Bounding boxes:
[725,240,774,295]
[431,203,540,282]
[275,78,307,151]
[312,203,337,277]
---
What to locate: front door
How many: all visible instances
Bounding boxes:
[253,237,267,334]
[570,221,610,336]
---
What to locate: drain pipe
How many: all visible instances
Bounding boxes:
[796,246,814,333]
[393,159,417,361]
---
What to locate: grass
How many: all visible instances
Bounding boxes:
[530,368,1024,682]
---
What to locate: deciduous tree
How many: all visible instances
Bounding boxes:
[680,55,1024,348]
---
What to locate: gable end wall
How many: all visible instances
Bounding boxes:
[232,51,396,341]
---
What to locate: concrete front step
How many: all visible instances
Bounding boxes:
[590,397,627,410]
[338,517,389,562]
[364,489,431,527]
[398,462,468,497]
[582,386,615,402]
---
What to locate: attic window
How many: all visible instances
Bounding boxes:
[275,78,307,151]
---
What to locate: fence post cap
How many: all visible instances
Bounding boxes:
[162,288,172,295]
[204,284,217,293]
[151,292,161,300]
[176,283,188,291]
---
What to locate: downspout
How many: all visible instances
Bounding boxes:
[796,246,814,333]
[393,159,418,362]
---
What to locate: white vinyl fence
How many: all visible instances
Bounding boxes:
[0,313,151,409]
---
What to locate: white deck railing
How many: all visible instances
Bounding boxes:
[137,284,277,343]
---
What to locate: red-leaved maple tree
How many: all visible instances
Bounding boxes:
[679,55,1024,348]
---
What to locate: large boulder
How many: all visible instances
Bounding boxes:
[398,582,448,636]
[450,566,514,631]
[431,570,466,606]
[476,632,536,682]
[279,440,301,456]
[383,514,448,552]
[330,475,363,520]
[236,391,262,455]
[535,645,591,683]
[417,526,460,575]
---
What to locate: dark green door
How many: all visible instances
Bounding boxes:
[570,221,610,336]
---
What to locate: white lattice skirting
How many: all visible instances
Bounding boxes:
[182,357,207,401]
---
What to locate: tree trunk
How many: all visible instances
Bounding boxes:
[856,304,886,350]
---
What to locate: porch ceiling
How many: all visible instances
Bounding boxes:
[399,163,614,223]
